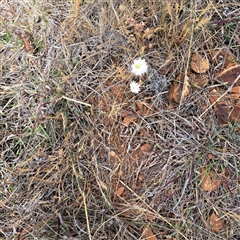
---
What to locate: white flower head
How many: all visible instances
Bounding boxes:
[131,58,148,76]
[130,81,140,94]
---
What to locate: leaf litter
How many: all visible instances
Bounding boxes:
[1,1,240,239]
[199,167,221,192]
[209,212,225,233]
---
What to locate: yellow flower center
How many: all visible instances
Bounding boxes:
[135,63,141,69]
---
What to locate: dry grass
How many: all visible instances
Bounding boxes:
[0,0,240,239]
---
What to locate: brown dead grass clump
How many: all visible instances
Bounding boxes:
[0,0,240,239]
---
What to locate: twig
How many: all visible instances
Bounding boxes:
[61,95,91,107]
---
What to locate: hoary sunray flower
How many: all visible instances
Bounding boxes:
[130,81,140,93]
[131,58,148,76]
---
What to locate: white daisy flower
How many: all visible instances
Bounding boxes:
[130,81,140,94]
[131,58,148,76]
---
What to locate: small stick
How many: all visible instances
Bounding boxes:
[62,95,91,107]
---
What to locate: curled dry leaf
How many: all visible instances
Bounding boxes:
[146,214,154,222]
[139,128,149,137]
[209,88,227,104]
[231,86,240,94]
[166,188,174,198]
[209,89,240,124]
[211,48,237,69]
[136,101,144,110]
[168,73,191,103]
[110,84,125,100]
[122,116,137,127]
[200,167,221,191]
[230,86,240,100]
[136,100,149,116]
[121,210,131,218]
[190,53,210,73]
[108,151,121,164]
[207,153,214,160]
[214,103,240,124]
[115,186,125,196]
[140,143,151,152]
[138,174,144,182]
[209,212,224,233]
[143,227,157,240]
[132,183,140,190]
[190,73,209,88]
[215,64,240,86]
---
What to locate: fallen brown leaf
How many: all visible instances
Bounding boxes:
[207,153,213,160]
[209,212,224,232]
[140,143,151,152]
[115,186,125,196]
[211,48,237,68]
[122,116,137,127]
[215,64,240,86]
[214,102,240,124]
[168,73,191,103]
[209,89,222,104]
[136,100,149,116]
[138,174,144,181]
[132,183,140,190]
[108,151,121,164]
[166,188,174,198]
[120,210,131,218]
[230,94,240,100]
[110,85,125,100]
[139,128,149,137]
[136,101,144,110]
[189,74,209,88]
[102,116,110,127]
[230,86,240,99]
[190,53,210,73]
[209,89,240,124]
[143,227,157,240]
[231,86,240,94]
[146,215,154,222]
[121,110,132,117]
[200,167,221,191]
